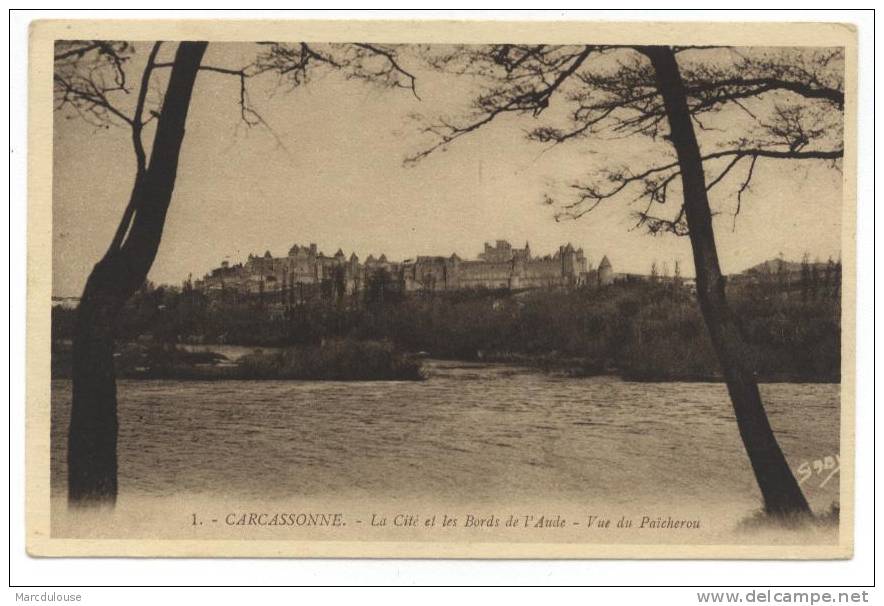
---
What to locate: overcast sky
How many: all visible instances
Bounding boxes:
[52,43,844,297]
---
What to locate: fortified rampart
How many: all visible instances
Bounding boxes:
[195,240,610,297]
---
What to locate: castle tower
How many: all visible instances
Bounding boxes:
[598,255,613,286]
[561,243,576,277]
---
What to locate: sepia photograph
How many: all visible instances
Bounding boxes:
[26,18,856,559]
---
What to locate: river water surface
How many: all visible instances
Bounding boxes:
[50,360,841,544]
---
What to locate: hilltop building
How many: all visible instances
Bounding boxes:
[196,243,366,298]
[404,240,587,292]
[194,239,602,297]
[597,255,614,286]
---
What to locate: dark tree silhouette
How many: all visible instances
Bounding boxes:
[59,41,207,506]
[54,40,418,505]
[410,44,844,516]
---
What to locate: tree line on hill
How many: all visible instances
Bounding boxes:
[52,272,840,383]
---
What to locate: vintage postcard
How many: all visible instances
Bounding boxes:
[27,19,856,558]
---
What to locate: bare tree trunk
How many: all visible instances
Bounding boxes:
[639,46,811,517]
[68,41,208,505]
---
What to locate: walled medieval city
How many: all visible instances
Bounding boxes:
[195,240,616,298]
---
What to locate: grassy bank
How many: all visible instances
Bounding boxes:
[51,339,424,381]
[235,340,424,381]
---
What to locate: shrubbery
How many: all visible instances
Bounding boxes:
[236,339,424,381]
[51,278,840,382]
[52,338,423,381]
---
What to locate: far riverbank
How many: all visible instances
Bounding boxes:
[51,338,838,384]
[51,339,425,382]
[52,279,841,383]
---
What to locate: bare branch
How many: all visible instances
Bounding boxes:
[565,144,842,235]
[408,43,843,232]
[407,45,596,164]
[131,42,163,173]
[54,42,104,61]
[353,43,421,99]
[107,42,163,255]
[732,155,759,230]
[54,40,135,128]
[705,154,745,191]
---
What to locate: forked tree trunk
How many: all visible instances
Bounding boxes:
[68,41,208,505]
[639,46,811,516]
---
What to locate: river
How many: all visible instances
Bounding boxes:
[49,360,841,544]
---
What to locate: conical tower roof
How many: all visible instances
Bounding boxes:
[599,255,612,268]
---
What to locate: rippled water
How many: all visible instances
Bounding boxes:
[50,360,840,518]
